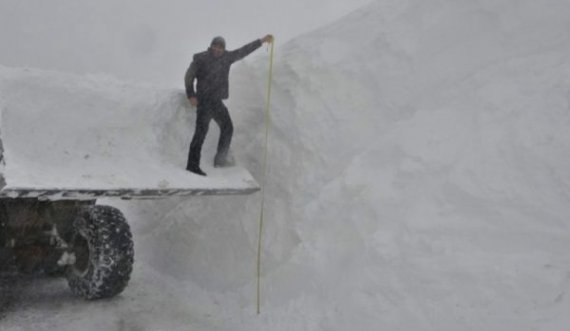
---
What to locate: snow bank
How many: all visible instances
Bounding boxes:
[142,0,570,330]
[240,1,570,329]
[2,0,570,330]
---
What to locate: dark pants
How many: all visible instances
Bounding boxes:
[186,99,233,169]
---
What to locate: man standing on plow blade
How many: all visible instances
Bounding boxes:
[185,34,274,176]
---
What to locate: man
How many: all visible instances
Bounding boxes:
[185,34,273,176]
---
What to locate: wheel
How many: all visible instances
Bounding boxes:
[66,205,134,299]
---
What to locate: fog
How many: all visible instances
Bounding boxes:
[0,0,370,86]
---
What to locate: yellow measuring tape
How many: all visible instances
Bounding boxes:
[257,37,275,315]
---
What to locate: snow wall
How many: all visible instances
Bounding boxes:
[129,0,570,330]
[1,0,570,330]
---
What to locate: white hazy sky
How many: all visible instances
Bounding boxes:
[0,0,371,87]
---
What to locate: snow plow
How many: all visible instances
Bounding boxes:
[0,67,259,299]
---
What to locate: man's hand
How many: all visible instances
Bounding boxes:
[261,34,274,44]
[189,97,198,107]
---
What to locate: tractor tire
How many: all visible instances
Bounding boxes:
[66,205,134,299]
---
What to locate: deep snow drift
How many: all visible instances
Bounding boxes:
[2,0,570,330]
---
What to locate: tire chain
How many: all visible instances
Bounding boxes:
[67,205,134,299]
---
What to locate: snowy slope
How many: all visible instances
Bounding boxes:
[231,1,570,329]
[2,0,570,330]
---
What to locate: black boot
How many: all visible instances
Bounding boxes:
[186,165,207,176]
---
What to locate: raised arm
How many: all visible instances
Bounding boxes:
[228,34,273,63]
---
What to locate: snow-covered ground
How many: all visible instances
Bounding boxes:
[2,0,570,330]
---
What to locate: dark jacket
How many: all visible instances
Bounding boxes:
[185,39,262,100]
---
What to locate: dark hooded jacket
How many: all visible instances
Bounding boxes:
[185,39,262,100]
